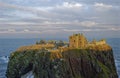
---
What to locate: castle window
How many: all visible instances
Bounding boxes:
[74,40,75,42]
[75,34,78,36]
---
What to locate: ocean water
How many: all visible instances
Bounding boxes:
[0,38,120,78]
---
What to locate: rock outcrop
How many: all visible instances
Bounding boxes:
[6,47,118,78]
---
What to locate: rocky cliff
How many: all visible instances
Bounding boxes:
[6,45,118,78]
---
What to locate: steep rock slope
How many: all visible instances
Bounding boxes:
[6,48,118,78]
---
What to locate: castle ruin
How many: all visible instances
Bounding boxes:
[17,33,108,52]
[69,33,106,49]
[69,33,88,48]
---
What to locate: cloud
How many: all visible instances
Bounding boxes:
[39,21,98,28]
[3,21,36,25]
[58,2,83,8]
[0,1,58,19]
[63,29,98,32]
[50,2,84,17]
[94,3,113,11]
[107,27,120,31]
[63,29,80,32]
[94,3,113,8]
[7,29,16,32]
[0,1,119,38]
[63,26,120,33]
[81,21,97,27]
[23,29,30,32]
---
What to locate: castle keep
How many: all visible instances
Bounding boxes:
[69,33,106,49]
[69,33,88,48]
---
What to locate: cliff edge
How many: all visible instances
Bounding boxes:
[6,47,118,78]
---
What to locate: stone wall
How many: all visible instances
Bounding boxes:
[69,34,87,48]
[69,34,107,49]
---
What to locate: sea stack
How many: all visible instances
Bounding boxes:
[6,33,118,78]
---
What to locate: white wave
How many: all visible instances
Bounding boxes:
[21,71,34,78]
[115,59,120,78]
[0,56,9,63]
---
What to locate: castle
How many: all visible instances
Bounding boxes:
[69,33,88,48]
[69,33,106,49]
[17,33,108,52]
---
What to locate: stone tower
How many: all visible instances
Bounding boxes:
[69,33,88,48]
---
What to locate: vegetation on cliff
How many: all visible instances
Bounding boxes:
[6,34,118,78]
[6,48,118,78]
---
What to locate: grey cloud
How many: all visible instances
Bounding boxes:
[0,0,119,38]
[64,0,120,5]
[0,1,62,20]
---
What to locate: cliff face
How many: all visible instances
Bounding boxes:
[6,47,118,78]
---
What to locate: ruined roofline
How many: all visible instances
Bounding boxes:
[72,33,83,36]
[69,33,108,48]
[69,33,106,43]
[16,33,109,52]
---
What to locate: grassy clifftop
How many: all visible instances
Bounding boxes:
[6,48,118,78]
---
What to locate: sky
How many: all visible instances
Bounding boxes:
[0,0,120,39]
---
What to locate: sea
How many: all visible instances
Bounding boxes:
[0,38,120,78]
